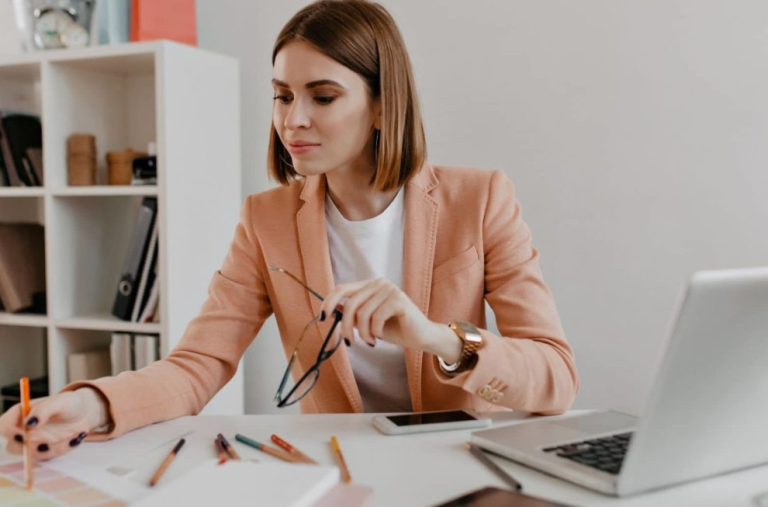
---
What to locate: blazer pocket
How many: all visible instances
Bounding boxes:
[432,245,480,285]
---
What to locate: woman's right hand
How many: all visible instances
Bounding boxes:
[0,388,110,461]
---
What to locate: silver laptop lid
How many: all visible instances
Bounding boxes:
[619,267,768,495]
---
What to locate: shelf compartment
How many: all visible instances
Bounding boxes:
[47,195,156,320]
[0,326,47,407]
[43,56,157,188]
[48,328,112,392]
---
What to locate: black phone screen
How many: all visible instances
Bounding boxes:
[387,410,477,427]
[434,487,574,507]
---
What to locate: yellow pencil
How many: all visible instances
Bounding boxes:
[330,435,351,483]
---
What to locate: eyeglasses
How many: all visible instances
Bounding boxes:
[269,265,344,408]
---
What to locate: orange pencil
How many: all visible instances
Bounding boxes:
[215,437,229,465]
[20,377,33,490]
[217,433,241,460]
[149,438,185,487]
[330,435,351,483]
[271,434,318,464]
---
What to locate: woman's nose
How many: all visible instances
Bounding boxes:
[284,99,311,130]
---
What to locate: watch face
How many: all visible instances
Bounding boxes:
[33,10,75,49]
[61,23,89,48]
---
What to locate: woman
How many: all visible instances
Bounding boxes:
[0,0,578,460]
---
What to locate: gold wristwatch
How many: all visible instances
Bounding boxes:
[438,321,484,375]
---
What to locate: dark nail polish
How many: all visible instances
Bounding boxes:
[37,443,49,453]
[344,337,351,347]
[320,310,326,322]
[69,432,87,447]
[13,434,23,443]
[367,340,376,348]
[26,417,38,428]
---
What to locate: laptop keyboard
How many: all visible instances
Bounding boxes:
[542,432,634,475]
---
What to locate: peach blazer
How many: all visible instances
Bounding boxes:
[64,164,579,440]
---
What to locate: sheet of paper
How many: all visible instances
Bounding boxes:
[0,457,148,506]
[133,459,340,507]
[55,422,195,477]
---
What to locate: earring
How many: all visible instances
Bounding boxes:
[280,153,294,168]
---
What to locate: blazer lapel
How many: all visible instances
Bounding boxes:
[402,164,440,411]
[296,174,363,412]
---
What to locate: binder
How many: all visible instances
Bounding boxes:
[112,197,157,320]
[110,332,133,375]
[133,334,159,369]
[0,112,43,187]
[0,223,46,313]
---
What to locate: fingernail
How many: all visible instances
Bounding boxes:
[69,432,87,447]
[13,434,23,443]
[367,340,376,348]
[344,337,351,347]
[26,417,39,428]
[37,443,49,453]
[319,310,326,322]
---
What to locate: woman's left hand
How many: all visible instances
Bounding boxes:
[318,278,443,350]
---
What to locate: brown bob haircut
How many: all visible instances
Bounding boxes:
[268,0,427,192]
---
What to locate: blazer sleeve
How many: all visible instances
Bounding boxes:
[432,170,579,414]
[61,195,273,440]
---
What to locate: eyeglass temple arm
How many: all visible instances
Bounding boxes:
[268,265,325,301]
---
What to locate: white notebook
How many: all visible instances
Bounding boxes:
[133,459,339,507]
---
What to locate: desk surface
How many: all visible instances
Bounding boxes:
[4,412,768,507]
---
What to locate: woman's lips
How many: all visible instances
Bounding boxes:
[287,143,320,155]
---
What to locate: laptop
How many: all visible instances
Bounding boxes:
[471,267,768,496]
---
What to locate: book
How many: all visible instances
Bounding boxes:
[133,334,159,369]
[130,219,158,322]
[67,349,111,383]
[110,332,133,375]
[133,460,339,507]
[0,223,46,313]
[0,112,21,187]
[112,197,157,320]
[138,260,159,323]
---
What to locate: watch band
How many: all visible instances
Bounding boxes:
[438,321,483,375]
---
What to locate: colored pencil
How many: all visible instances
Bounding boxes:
[149,438,186,486]
[20,377,32,490]
[271,434,318,464]
[215,437,229,465]
[330,435,351,483]
[217,433,241,460]
[234,433,303,463]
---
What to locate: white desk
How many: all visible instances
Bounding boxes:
[5,412,768,506]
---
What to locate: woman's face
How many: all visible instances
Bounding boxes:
[272,40,381,178]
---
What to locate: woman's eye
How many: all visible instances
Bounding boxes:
[272,95,292,104]
[314,96,336,105]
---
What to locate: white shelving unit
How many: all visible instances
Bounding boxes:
[0,41,244,415]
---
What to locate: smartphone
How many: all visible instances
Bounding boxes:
[372,409,491,435]
[433,487,575,507]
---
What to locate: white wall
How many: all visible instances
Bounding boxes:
[198,0,768,415]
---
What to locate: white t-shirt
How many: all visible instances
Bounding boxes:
[325,187,412,413]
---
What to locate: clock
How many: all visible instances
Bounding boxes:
[33,7,77,49]
[14,0,96,51]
